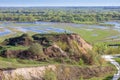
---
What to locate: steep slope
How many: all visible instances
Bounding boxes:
[1,33,92,59]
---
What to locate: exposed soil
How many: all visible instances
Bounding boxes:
[0,65,115,80]
[0,33,92,61]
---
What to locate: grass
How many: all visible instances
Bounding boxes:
[0,57,50,69]
[86,75,113,80]
[0,56,116,80]
[3,46,29,50]
[0,22,119,44]
[44,69,57,80]
[114,58,120,64]
[63,26,119,44]
[0,57,114,69]
[0,22,118,79]
[98,23,115,27]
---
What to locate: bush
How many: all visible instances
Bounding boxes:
[63,67,71,79]
[28,43,45,57]
[44,69,57,80]
[79,58,84,65]
[81,50,101,65]
[81,54,94,65]
[104,47,120,54]
[93,43,108,55]
[86,50,106,65]
[0,46,6,54]
[70,40,83,56]
[56,41,68,51]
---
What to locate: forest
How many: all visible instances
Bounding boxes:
[0,7,120,24]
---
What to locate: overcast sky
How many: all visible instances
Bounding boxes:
[0,0,120,7]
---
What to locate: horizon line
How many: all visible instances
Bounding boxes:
[0,6,120,7]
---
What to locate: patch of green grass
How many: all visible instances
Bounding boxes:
[4,46,29,50]
[98,23,115,27]
[63,26,119,44]
[86,75,113,80]
[114,58,120,64]
[56,41,68,51]
[0,57,50,69]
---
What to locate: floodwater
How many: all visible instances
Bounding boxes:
[0,21,120,37]
[0,29,11,36]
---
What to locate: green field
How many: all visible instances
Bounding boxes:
[63,26,119,44]
[0,21,120,45]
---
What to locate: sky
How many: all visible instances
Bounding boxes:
[0,0,120,7]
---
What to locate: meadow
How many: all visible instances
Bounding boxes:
[0,21,120,44]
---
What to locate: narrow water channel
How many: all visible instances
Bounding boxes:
[102,55,120,80]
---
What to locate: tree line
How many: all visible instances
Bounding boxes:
[0,7,120,24]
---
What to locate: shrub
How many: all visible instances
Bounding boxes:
[56,41,68,51]
[28,43,45,57]
[0,46,6,54]
[79,58,84,65]
[81,54,93,65]
[44,69,57,80]
[82,50,98,65]
[104,47,120,54]
[62,58,78,65]
[79,76,83,80]
[70,40,83,56]
[93,43,108,55]
[63,67,71,79]
[86,50,106,65]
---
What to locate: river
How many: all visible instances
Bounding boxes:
[102,55,120,80]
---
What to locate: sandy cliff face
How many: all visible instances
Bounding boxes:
[0,65,115,80]
[1,65,56,80]
[68,33,92,53]
[68,34,91,48]
[42,33,92,55]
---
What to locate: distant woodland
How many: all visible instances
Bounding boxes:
[0,7,120,24]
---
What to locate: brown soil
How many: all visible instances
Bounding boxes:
[1,33,92,61]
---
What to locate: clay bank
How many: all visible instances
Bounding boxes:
[0,64,115,80]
